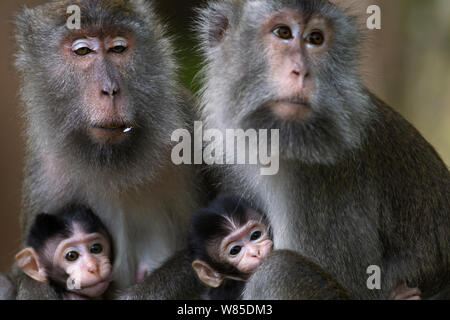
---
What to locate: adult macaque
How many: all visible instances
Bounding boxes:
[188,194,273,299]
[15,205,113,300]
[196,0,449,299]
[13,0,203,299]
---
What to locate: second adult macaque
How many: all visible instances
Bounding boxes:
[15,205,113,300]
[196,0,449,299]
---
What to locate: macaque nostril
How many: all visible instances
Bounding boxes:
[101,88,113,96]
[292,70,301,76]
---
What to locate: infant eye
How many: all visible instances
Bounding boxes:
[273,26,293,40]
[305,30,325,46]
[250,231,262,241]
[229,246,242,256]
[109,46,127,54]
[74,47,93,56]
[90,243,103,254]
[66,251,79,262]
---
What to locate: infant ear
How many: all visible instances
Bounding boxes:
[15,247,47,283]
[192,260,224,288]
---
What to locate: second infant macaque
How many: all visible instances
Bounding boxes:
[188,194,273,299]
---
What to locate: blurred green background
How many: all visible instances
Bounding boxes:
[0,0,449,271]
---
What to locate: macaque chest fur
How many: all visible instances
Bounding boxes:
[252,162,382,297]
[90,182,193,288]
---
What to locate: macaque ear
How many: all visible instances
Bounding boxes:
[15,248,47,283]
[198,2,233,48]
[192,260,224,288]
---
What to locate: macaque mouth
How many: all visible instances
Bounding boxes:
[81,278,109,290]
[75,279,110,298]
[92,122,134,133]
[275,99,311,108]
[270,99,312,120]
[89,122,136,143]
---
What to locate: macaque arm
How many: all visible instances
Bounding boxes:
[116,249,205,300]
[243,250,349,300]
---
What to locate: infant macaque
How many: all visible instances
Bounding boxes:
[188,194,273,299]
[15,204,113,300]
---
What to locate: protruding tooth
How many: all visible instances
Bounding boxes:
[123,127,133,133]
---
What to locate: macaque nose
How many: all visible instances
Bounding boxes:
[101,84,119,97]
[290,67,310,91]
[291,69,309,80]
[248,246,261,257]
[86,259,99,274]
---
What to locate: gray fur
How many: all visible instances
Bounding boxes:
[0,273,16,300]
[244,250,349,300]
[196,0,450,299]
[13,0,204,298]
[117,249,205,300]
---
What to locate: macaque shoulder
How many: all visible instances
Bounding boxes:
[365,95,449,219]
[367,94,448,177]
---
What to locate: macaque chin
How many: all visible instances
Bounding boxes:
[15,206,114,300]
[189,194,273,289]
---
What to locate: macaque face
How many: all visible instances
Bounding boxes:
[237,4,365,163]
[260,9,333,122]
[60,31,136,145]
[219,220,273,274]
[53,227,112,298]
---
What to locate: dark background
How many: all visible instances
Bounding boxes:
[1,0,449,272]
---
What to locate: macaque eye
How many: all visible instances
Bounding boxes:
[250,230,262,241]
[74,47,93,56]
[305,30,325,46]
[90,243,103,254]
[66,251,79,262]
[229,245,242,256]
[272,26,293,40]
[109,38,128,54]
[109,46,127,54]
